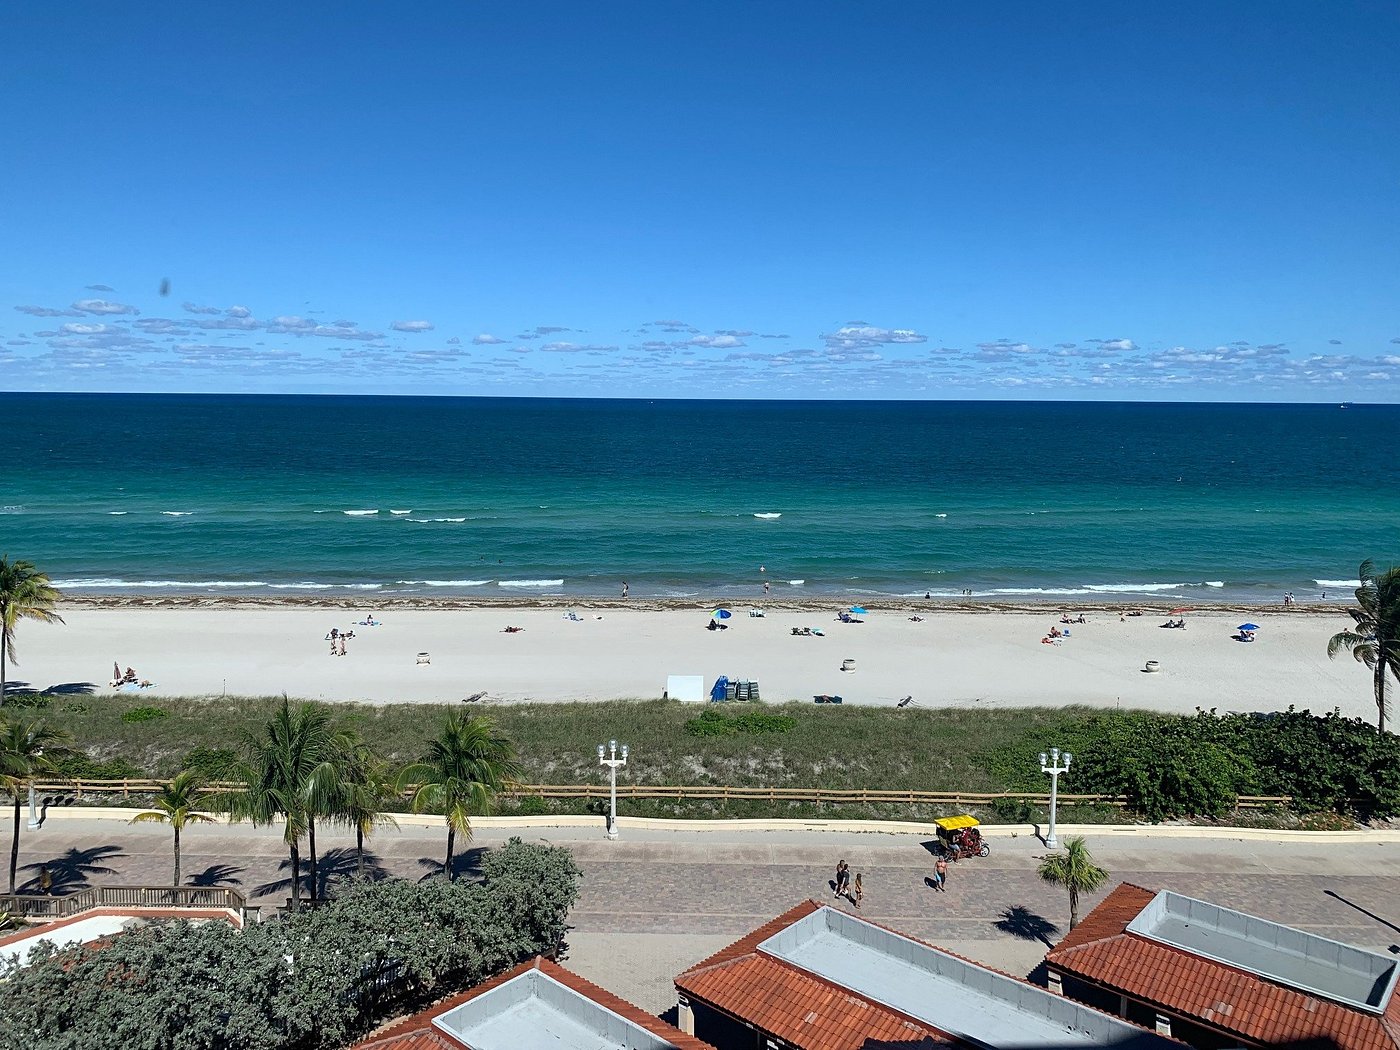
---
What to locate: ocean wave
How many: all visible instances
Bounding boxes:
[788,579,805,586]
[270,582,383,591]
[1082,583,1186,593]
[406,517,468,523]
[108,511,129,515]
[753,512,782,519]
[0,505,24,514]
[389,509,412,515]
[343,509,379,516]
[1315,579,1360,588]
[1203,581,1225,588]
[498,579,564,588]
[53,578,268,589]
[398,579,493,587]
[935,513,948,518]
[160,511,193,517]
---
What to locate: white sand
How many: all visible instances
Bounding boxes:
[10,605,1373,718]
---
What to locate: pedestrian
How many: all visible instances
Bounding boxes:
[934,857,948,892]
[763,581,770,596]
[622,581,629,599]
[834,859,849,899]
[38,865,52,895]
[853,872,863,908]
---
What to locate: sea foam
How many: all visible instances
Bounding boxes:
[398,579,493,587]
[499,579,564,588]
[343,509,379,516]
[1315,579,1360,588]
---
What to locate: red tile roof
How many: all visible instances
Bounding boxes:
[675,900,954,1049]
[1046,883,1400,1050]
[354,956,712,1050]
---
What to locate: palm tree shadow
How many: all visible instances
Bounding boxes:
[21,844,124,894]
[314,846,391,897]
[994,905,1061,948]
[41,682,98,696]
[188,863,245,888]
[415,845,489,882]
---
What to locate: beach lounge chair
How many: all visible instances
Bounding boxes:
[814,694,843,704]
[749,608,765,617]
[736,680,751,702]
[416,652,431,665]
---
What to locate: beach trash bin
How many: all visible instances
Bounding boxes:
[1144,659,1160,673]
[416,652,431,666]
[841,658,856,672]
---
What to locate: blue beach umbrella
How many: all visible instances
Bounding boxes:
[712,608,732,620]
[849,606,868,615]
[1238,623,1260,632]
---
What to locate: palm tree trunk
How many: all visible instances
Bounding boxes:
[1070,887,1080,930]
[1,626,8,707]
[1377,658,1388,739]
[9,796,19,894]
[308,816,319,902]
[289,842,301,913]
[173,825,182,887]
[356,825,365,878]
[445,825,455,880]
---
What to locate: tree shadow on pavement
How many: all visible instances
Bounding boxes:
[994,905,1060,948]
[188,863,245,888]
[21,844,124,894]
[314,846,391,896]
[415,845,488,883]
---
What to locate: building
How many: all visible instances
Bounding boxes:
[0,905,244,969]
[355,955,713,1050]
[1045,883,1400,1050]
[674,900,1178,1049]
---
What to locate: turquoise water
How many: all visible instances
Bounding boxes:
[3,393,1397,601]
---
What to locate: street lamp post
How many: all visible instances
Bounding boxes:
[1039,747,1072,850]
[597,739,629,840]
[27,747,43,831]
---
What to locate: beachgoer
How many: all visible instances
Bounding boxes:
[934,857,948,891]
[113,661,121,683]
[763,581,770,596]
[123,666,137,683]
[834,859,849,899]
[853,872,863,908]
[336,635,347,656]
[622,581,629,599]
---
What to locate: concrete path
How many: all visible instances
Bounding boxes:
[13,818,1400,1014]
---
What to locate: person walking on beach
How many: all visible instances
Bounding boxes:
[934,857,948,892]
[834,859,849,899]
[622,581,629,599]
[853,872,863,908]
[763,580,770,596]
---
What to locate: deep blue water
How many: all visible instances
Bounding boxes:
[2,393,1397,601]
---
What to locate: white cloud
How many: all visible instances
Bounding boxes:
[72,298,139,315]
[822,325,927,351]
[391,320,434,332]
[473,334,506,345]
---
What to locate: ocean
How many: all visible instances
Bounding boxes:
[3,393,1397,603]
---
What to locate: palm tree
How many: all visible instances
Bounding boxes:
[1328,560,1400,735]
[399,713,521,880]
[0,558,65,705]
[224,699,343,912]
[338,737,399,879]
[1037,835,1109,931]
[130,770,214,887]
[0,718,70,893]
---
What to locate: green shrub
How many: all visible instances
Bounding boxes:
[49,753,145,779]
[515,794,548,815]
[5,693,51,709]
[60,702,88,714]
[120,706,168,724]
[180,746,240,780]
[0,838,581,1050]
[685,708,796,737]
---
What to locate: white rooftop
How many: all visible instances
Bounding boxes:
[1126,890,1399,1014]
[0,913,143,969]
[759,906,1178,1048]
[432,969,680,1050]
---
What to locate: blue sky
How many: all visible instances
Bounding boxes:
[3,2,1397,400]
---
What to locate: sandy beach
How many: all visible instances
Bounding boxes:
[10,603,1371,718]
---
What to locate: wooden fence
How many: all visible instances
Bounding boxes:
[0,884,248,922]
[30,777,1293,810]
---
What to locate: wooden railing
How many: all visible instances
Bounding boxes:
[30,777,1293,810]
[0,884,247,922]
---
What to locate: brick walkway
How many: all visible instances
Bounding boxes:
[14,818,1400,1013]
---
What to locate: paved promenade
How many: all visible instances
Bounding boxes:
[14,817,1400,1013]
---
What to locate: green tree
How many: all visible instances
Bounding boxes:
[400,713,521,879]
[130,770,215,887]
[0,717,70,893]
[224,699,344,912]
[337,736,399,878]
[0,557,65,706]
[1328,560,1400,735]
[1038,835,1109,931]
